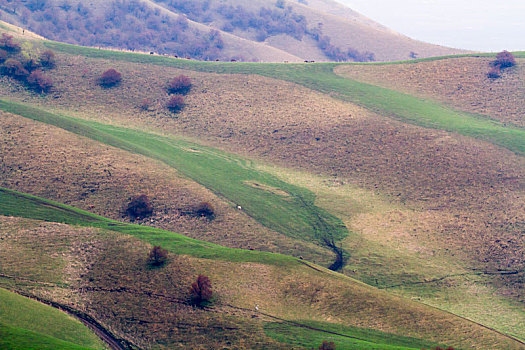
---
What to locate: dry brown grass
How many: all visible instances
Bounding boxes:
[1,216,523,349]
[1,50,523,301]
[335,57,525,127]
[0,112,331,266]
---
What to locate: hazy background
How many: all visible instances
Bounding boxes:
[335,0,525,52]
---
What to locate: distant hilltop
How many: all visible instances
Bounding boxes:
[0,0,467,62]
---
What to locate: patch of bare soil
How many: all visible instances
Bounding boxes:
[335,57,525,127]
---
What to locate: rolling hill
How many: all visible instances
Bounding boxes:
[0,23,524,349]
[0,0,467,62]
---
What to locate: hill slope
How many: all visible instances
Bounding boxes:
[1,188,523,349]
[0,25,523,348]
[0,0,466,62]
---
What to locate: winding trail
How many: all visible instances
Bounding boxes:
[13,290,138,350]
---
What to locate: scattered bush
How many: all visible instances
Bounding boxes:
[2,58,29,78]
[194,201,215,219]
[0,49,7,63]
[319,341,336,350]
[494,50,516,68]
[190,274,213,305]
[166,95,185,112]
[39,50,56,68]
[27,70,53,93]
[0,33,20,51]
[125,194,153,219]
[139,98,153,111]
[23,58,41,72]
[487,66,501,79]
[99,68,122,87]
[167,74,192,94]
[148,246,168,266]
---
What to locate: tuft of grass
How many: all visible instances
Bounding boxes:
[0,288,104,349]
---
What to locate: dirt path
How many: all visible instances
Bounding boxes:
[13,290,138,350]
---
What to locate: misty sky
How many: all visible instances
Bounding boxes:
[335,0,525,52]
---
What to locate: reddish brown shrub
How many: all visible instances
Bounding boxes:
[0,49,7,63]
[0,33,20,51]
[99,68,122,87]
[24,58,41,72]
[494,50,516,68]
[195,201,215,218]
[487,66,501,79]
[166,95,185,112]
[139,98,152,111]
[2,58,29,78]
[319,341,336,350]
[148,246,168,266]
[40,50,56,68]
[167,74,192,94]
[125,194,153,219]
[27,70,53,93]
[190,275,213,305]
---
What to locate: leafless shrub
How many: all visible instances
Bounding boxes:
[166,95,185,113]
[40,50,56,68]
[167,74,192,94]
[148,245,168,266]
[99,68,122,87]
[126,194,153,219]
[27,70,53,93]
[190,274,213,305]
[319,341,336,350]
[2,58,29,78]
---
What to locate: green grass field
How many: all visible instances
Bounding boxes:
[44,41,525,156]
[264,320,443,350]
[0,99,348,258]
[0,288,104,350]
[0,187,299,266]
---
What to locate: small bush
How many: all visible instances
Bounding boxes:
[167,74,192,94]
[27,70,53,93]
[195,201,215,218]
[487,66,501,79]
[2,58,29,79]
[166,95,185,112]
[126,194,153,219]
[24,58,41,72]
[0,33,20,51]
[494,50,516,68]
[0,49,7,63]
[190,275,213,305]
[139,98,152,111]
[99,68,122,87]
[40,50,56,68]
[319,341,336,350]
[148,246,168,266]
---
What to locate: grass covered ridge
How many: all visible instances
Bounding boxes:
[0,99,348,265]
[0,288,104,349]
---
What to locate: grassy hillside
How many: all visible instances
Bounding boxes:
[41,41,525,156]
[336,54,525,127]
[0,28,523,348]
[0,288,105,350]
[1,188,522,349]
[0,0,465,62]
[0,100,348,268]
